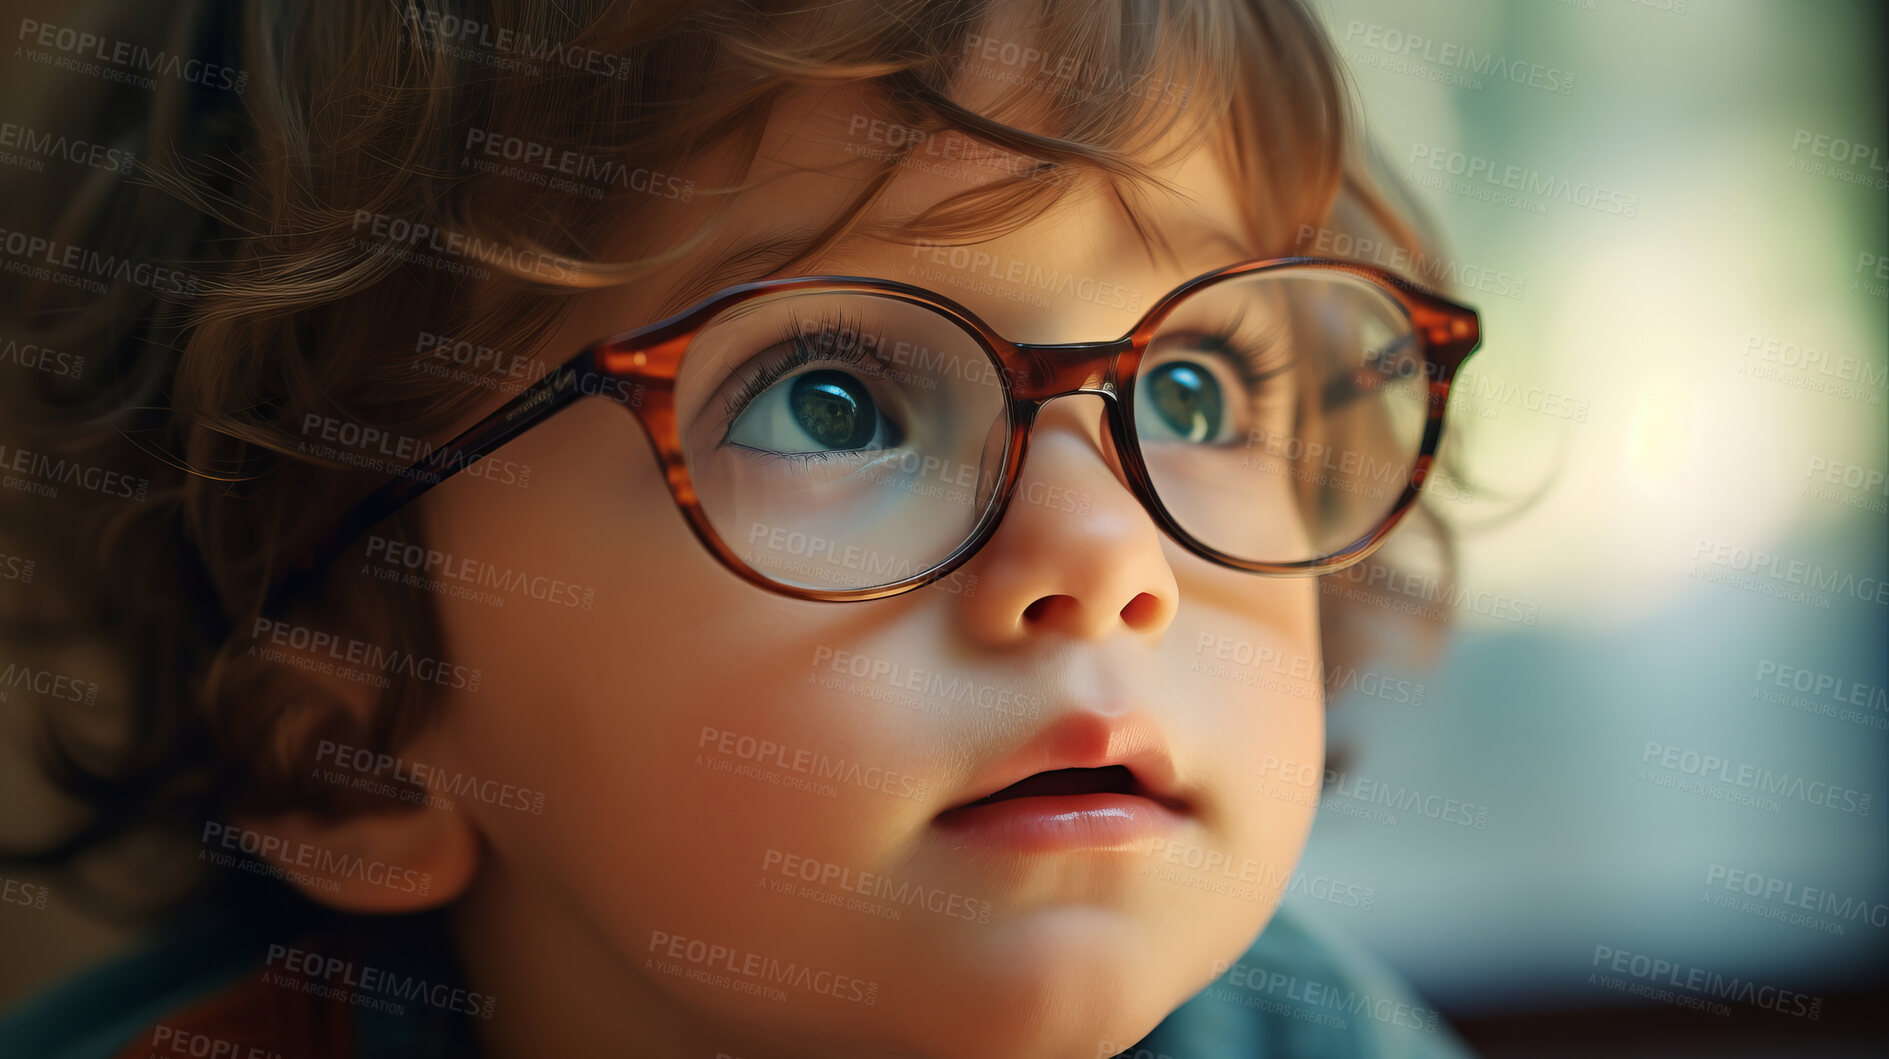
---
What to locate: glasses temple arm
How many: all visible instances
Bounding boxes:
[262,347,600,615]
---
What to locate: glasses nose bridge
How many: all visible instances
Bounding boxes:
[1005,338,1134,403]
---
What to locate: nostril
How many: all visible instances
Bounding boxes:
[1023,595,1073,625]
[1119,592,1164,630]
[1022,592,1167,634]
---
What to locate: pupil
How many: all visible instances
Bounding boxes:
[1150,362,1222,442]
[791,369,876,449]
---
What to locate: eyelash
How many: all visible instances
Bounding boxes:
[1170,326,1296,394]
[719,308,888,426]
[717,307,1297,453]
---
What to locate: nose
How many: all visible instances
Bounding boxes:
[956,394,1180,645]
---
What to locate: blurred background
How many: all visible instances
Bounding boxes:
[1293,0,1888,1054]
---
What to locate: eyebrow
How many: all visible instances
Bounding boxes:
[649,217,1255,324]
[1166,228,1256,279]
[1202,229,1255,261]
[651,227,829,320]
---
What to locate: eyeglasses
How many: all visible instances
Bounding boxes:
[265,257,1480,612]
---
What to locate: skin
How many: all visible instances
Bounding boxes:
[252,68,1327,1059]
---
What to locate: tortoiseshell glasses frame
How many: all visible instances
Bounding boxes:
[265,257,1480,613]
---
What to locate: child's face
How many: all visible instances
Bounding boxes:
[400,85,1325,1058]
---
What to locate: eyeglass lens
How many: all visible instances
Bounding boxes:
[671,273,1428,591]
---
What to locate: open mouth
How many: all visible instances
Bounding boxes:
[928,712,1196,851]
[943,765,1192,815]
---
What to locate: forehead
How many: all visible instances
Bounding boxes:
[640,81,1255,335]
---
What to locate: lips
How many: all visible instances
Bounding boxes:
[948,764,1190,812]
[932,712,1195,852]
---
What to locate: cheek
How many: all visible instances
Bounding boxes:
[1164,550,1326,880]
[410,398,940,993]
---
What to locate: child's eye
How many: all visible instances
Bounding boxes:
[1134,337,1291,445]
[726,367,906,456]
[1137,358,1231,442]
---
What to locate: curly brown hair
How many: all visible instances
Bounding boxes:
[0,0,1451,919]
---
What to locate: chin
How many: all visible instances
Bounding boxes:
[875,996,1169,1059]
[903,991,1172,1059]
[869,909,1196,1059]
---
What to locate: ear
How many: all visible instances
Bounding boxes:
[233,800,480,913]
[230,608,482,913]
